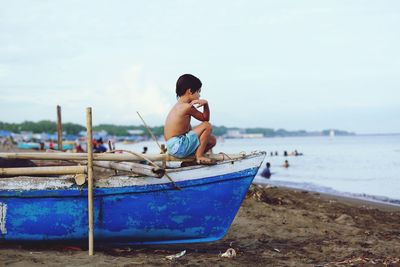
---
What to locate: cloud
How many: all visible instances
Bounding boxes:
[86,64,172,124]
[0,64,173,125]
[0,65,9,78]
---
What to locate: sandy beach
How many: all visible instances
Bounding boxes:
[1,181,400,266]
[2,0,399,264]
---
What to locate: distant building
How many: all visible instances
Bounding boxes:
[241,133,264,138]
[225,129,264,139]
[225,130,242,138]
[127,129,144,135]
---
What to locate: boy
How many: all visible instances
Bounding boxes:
[164,74,216,165]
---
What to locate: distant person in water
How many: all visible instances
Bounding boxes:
[260,162,271,178]
[164,74,216,165]
[283,150,288,157]
[275,151,278,156]
[283,160,289,168]
[295,150,303,156]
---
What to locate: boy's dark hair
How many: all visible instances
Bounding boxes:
[176,74,202,98]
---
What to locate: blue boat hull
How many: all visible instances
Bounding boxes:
[0,168,258,245]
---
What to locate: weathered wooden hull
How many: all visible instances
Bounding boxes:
[0,152,265,245]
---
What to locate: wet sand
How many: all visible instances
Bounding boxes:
[1,184,400,266]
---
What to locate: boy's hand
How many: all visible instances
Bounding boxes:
[190,99,208,108]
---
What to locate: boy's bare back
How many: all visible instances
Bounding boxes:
[164,102,192,140]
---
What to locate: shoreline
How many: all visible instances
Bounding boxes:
[258,183,400,212]
[254,177,400,210]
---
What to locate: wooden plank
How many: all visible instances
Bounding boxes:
[0,165,86,176]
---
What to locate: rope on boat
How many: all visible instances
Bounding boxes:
[218,152,235,164]
[106,150,181,190]
[136,111,162,151]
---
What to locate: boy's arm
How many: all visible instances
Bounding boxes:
[188,99,210,121]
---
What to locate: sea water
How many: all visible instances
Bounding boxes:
[118,135,400,205]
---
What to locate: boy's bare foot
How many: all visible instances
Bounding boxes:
[196,156,217,166]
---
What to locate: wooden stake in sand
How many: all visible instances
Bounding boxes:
[57,105,63,151]
[86,107,94,256]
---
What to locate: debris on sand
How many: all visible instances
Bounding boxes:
[220,248,236,258]
[165,250,186,260]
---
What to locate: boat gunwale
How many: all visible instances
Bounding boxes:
[0,151,266,194]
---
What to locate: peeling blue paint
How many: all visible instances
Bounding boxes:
[0,167,259,244]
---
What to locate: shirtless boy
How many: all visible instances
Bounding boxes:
[164,74,216,165]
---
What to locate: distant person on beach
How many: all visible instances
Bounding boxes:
[94,138,107,153]
[260,162,271,178]
[49,141,54,150]
[75,141,84,153]
[164,74,216,165]
[283,160,289,168]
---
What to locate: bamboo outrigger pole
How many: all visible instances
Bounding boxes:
[0,152,245,162]
[57,105,62,151]
[93,161,165,178]
[86,107,94,256]
[0,165,86,176]
[137,111,162,151]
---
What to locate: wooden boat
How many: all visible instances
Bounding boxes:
[17,142,74,151]
[0,151,265,245]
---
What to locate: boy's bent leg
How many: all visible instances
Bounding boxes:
[192,122,214,164]
[205,135,216,154]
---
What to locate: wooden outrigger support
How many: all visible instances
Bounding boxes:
[86,107,94,256]
[0,165,86,176]
[0,152,245,162]
[93,161,165,178]
[57,105,63,151]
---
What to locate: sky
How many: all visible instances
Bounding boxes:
[0,0,399,134]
